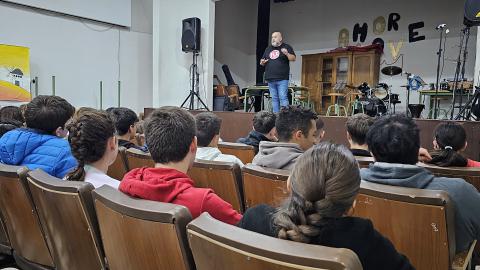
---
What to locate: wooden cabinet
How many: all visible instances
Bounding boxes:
[301,49,380,113]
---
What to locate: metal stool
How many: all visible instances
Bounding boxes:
[326,93,347,116]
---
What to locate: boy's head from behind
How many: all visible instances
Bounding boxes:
[109,107,139,139]
[253,111,277,141]
[195,112,222,147]
[145,107,197,165]
[25,95,75,136]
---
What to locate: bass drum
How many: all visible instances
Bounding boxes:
[358,97,387,117]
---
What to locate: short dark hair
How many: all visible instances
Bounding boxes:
[145,107,196,163]
[366,114,419,165]
[25,95,75,134]
[346,113,375,145]
[276,105,317,142]
[195,112,222,147]
[109,107,139,135]
[253,111,276,134]
[0,106,24,123]
[316,117,325,130]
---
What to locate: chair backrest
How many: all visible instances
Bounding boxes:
[92,185,195,270]
[125,148,154,170]
[23,169,105,270]
[218,142,255,164]
[419,163,480,192]
[187,213,363,270]
[188,160,244,213]
[0,164,54,268]
[355,156,374,169]
[355,180,455,270]
[241,164,290,209]
[107,146,129,180]
[0,216,11,255]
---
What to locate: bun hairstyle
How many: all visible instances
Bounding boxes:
[273,142,360,243]
[65,110,116,181]
[428,122,468,167]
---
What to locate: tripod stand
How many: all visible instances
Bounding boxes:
[455,87,480,120]
[180,52,209,110]
[450,27,471,119]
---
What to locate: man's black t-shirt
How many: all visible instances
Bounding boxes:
[262,43,295,82]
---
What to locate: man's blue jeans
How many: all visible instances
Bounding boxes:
[268,80,289,113]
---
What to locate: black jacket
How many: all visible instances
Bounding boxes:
[238,204,414,270]
[350,148,372,157]
[236,130,271,154]
[118,139,148,152]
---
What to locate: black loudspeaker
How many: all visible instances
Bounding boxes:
[182,17,201,52]
[465,0,480,26]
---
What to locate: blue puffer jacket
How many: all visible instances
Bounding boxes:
[0,128,77,178]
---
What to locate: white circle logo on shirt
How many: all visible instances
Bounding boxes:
[269,50,280,60]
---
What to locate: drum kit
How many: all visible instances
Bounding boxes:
[348,65,403,117]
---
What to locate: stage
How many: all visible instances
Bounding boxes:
[144,109,480,161]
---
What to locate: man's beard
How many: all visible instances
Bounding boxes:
[272,41,281,47]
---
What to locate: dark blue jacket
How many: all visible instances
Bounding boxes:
[0,128,77,178]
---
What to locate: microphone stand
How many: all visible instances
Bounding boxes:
[433,27,445,119]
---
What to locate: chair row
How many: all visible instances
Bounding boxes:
[0,164,362,270]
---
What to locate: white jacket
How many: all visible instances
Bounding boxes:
[196,147,244,167]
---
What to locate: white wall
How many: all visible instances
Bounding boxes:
[0,0,152,113]
[214,0,258,88]
[153,0,215,109]
[271,0,476,113]
[4,0,132,27]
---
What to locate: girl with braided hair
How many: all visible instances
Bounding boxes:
[238,142,413,270]
[65,109,119,189]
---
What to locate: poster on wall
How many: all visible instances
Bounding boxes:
[0,44,31,102]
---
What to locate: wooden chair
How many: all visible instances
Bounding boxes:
[188,160,244,213]
[355,180,476,270]
[218,142,255,164]
[0,164,54,269]
[92,185,195,270]
[126,148,154,170]
[419,163,480,192]
[0,217,11,257]
[241,164,290,209]
[107,146,129,180]
[355,156,374,169]
[187,213,363,270]
[22,169,106,270]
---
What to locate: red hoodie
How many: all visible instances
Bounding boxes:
[119,167,242,225]
[467,159,480,168]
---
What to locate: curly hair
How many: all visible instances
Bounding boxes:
[65,109,115,181]
[273,142,360,243]
[276,105,317,142]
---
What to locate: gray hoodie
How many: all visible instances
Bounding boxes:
[252,141,303,170]
[361,162,480,252]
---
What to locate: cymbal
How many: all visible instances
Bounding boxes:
[381,66,402,76]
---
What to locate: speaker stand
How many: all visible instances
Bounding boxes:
[181,52,209,111]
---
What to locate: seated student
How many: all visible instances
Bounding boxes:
[314,116,325,144]
[427,122,480,167]
[64,110,119,189]
[0,106,24,124]
[237,111,277,154]
[345,113,374,157]
[108,107,147,152]
[361,114,480,253]
[239,143,414,270]
[119,107,242,225]
[253,105,317,170]
[195,112,244,167]
[0,95,77,178]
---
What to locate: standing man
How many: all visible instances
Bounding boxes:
[260,32,296,113]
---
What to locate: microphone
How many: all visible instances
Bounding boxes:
[445,29,450,34]
[436,23,447,30]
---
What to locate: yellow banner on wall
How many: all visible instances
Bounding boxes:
[0,44,31,102]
